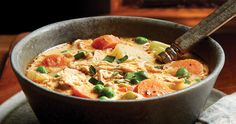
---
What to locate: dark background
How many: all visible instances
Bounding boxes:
[0,1,110,34]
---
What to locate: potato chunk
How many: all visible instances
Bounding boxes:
[111,44,153,62]
[26,70,50,83]
[121,91,138,100]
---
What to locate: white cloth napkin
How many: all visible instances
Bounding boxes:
[198,92,236,124]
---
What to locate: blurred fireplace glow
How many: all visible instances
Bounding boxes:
[123,0,226,8]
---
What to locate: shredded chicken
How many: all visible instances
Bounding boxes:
[144,62,161,73]
[75,39,93,51]
[58,68,87,86]
[119,61,146,72]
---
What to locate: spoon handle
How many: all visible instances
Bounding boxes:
[159,0,236,63]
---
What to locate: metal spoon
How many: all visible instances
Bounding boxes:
[158,0,236,63]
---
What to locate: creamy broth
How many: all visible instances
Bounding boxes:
[26,35,208,100]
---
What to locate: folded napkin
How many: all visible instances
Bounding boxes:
[197,92,236,124]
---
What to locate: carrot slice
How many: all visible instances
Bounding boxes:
[169,59,204,75]
[42,54,68,67]
[136,79,173,98]
[91,35,119,49]
[118,87,133,92]
[72,86,98,99]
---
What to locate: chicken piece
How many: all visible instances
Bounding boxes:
[74,39,94,51]
[150,73,183,90]
[94,61,118,71]
[119,63,138,72]
[95,69,115,82]
[119,61,146,72]
[144,62,161,73]
[92,50,107,62]
[58,68,87,86]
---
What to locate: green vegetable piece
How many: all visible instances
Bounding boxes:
[74,51,86,60]
[89,65,96,76]
[99,96,109,100]
[149,41,170,54]
[89,77,104,85]
[184,78,191,84]
[195,78,201,82]
[111,72,119,77]
[114,79,128,83]
[125,71,148,85]
[176,67,189,78]
[103,55,116,63]
[135,36,148,44]
[101,87,115,98]
[36,66,48,73]
[121,91,138,100]
[93,84,104,94]
[134,71,148,81]
[154,65,163,69]
[117,55,128,63]
[125,72,135,80]
[61,50,69,53]
[54,74,60,78]
[130,79,140,85]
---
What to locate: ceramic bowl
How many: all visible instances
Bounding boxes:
[11,16,225,124]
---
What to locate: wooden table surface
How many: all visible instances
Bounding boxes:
[0,32,236,104]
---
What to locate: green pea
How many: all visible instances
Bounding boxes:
[101,87,115,98]
[99,96,109,100]
[135,36,148,44]
[36,66,48,73]
[93,84,104,94]
[176,67,189,78]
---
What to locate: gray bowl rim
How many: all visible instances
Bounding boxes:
[10,16,225,103]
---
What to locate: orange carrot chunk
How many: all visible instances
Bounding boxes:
[170,59,204,75]
[118,86,133,92]
[136,79,173,98]
[72,86,98,99]
[92,35,119,49]
[42,54,68,67]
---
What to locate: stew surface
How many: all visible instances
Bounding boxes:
[26,35,208,100]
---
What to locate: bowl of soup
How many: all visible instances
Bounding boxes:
[11,16,224,124]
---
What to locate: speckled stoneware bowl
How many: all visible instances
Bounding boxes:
[11,16,225,124]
